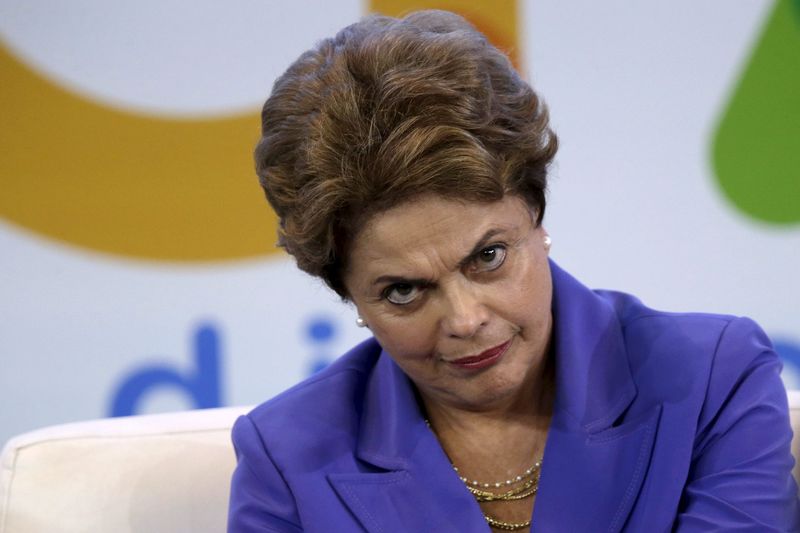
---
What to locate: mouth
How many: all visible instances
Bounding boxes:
[447,338,513,370]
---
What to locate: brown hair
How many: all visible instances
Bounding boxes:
[255,10,558,298]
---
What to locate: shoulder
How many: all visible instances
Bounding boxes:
[232,337,382,461]
[243,336,382,431]
[228,338,383,531]
[597,288,772,365]
[596,290,781,407]
[598,288,736,347]
[593,292,800,528]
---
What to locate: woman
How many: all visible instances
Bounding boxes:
[229,10,799,532]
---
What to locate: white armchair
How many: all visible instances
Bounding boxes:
[0,406,250,533]
[2,392,800,532]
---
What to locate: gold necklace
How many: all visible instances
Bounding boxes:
[424,419,542,531]
[459,462,541,531]
[467,475,540,501]
[484,514,532,531]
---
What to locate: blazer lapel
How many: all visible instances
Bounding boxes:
[531,263,662,532]
[328,433,489,532]
[532,405,661,532]
[328,353,488,533]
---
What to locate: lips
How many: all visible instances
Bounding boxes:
[447,338,513,370]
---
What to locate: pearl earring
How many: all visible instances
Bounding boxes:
[543,235,552,249]
[356,316,367,328]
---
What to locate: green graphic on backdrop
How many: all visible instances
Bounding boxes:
[712,0,800,225]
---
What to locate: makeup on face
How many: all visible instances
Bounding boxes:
[446,338,514,371]
[344,195,553,411]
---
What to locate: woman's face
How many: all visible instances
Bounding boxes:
[344,194,553,412]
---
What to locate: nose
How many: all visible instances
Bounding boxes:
[439,281,489,339]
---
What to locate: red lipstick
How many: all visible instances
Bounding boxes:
[448,339,512,370]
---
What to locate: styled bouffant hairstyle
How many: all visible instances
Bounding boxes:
[255,10,558,298]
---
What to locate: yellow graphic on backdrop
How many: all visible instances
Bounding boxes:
[369,0,521,71]
[0,43,278,262]
[1,2,518,262]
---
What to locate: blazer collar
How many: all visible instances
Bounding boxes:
[533,261,659,532]
[355,351,426,469]
[331,349,489,531]
[548,260,637,431]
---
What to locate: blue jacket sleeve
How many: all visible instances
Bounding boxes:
[674,317,800,532]
[228,415,303,533]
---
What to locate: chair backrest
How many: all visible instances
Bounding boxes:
[789,390,800,483]
[0,406,250,533]
[2,394,800,532]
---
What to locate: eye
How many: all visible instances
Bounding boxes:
[383,283,421,305]
[471,244,507,273]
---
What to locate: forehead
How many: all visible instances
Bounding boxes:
[347,195,533,274]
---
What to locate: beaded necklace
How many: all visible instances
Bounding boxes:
[425,419,542,531]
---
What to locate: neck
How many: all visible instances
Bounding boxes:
[418,341,553,533]
[419,351,554,477]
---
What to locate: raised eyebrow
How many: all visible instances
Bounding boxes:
[457,228,505,268]
[369,227,511,287]
[371,275,430,288]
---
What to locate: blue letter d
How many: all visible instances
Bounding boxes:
[110,324,222,417]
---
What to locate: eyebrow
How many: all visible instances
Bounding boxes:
[369,227,509,288]
[457,228,505,269]
[370,275,431,288]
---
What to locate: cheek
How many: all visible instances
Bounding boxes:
[369,312,439,361]
[494,249,552,325]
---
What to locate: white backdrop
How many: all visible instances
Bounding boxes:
[1,0,798,447]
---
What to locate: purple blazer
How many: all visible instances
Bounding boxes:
[229,263,800,532]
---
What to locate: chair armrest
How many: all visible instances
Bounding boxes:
[0,406,252,533]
